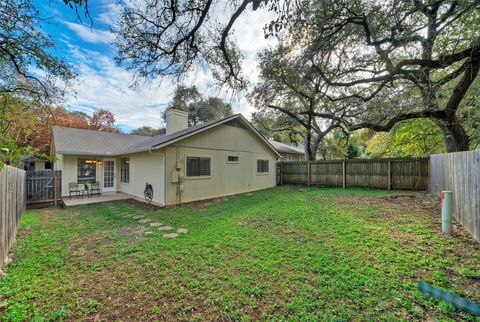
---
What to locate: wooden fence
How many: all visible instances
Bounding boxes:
[277,157,429,190]
[26,170,62,205]
[0,165,26,269]
[430,151,480,242]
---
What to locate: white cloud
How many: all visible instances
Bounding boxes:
[63,21,115,44]
[64,3,277,130]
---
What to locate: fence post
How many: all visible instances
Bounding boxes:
[387,160,392,191]
[53,173,58,207]
[342,161,346,189]
[280,162,283,186]
[307,161,311,186]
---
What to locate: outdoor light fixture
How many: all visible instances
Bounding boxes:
[97,160,102,166]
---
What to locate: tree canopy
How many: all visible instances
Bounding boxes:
[275,0,480,152]
[113,0,480,153]
[165,85,233,126]
[131,126,166,137]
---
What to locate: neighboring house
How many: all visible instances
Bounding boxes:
[20,157,52,172]
[268,140,305,162]
[51,109,281,206]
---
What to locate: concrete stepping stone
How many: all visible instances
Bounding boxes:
[176,228,188,234]
[163,233,178,238]
[138,218,151,224]
[158,226,173,231]
[144,231,153,235]
[149,222,163,227]
[132,215,144,219]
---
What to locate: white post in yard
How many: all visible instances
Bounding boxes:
[441,191,453,234]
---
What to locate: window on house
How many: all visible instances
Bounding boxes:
[227,155,239,163]
[78,159,96,183]
[121,157,130,183]
[257,159,269,173]
[186,157,211,177]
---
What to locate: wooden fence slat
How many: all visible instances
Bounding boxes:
[26,170,62,204]
[0,165,26,269]
[277,157,429,191]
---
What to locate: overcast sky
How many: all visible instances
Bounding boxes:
[37,0,276,132]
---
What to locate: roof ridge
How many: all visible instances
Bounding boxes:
[52,125,150,138]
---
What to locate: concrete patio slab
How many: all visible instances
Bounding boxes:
[63,193,131,207]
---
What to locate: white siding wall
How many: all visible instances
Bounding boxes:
[164,123,277,205]
[117,151,165,206]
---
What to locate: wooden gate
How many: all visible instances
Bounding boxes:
[26,170,62,205]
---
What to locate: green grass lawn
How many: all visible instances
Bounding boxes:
[1,187,479,321]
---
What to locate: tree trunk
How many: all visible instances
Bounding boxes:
[434,119,470,152]
[304,129,315,160]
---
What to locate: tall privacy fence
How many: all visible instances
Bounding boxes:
[430,150,480,242]
[277,157,430,190]
[0,165,26,269]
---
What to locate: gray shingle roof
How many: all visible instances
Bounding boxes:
[52,114,282,157]
[268,140,304,155]
[52,127,149,156]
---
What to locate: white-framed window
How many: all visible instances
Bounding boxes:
[120,157,130,183]
[257,159,269,173]
[227,155,239,163]
[186,156,211,177]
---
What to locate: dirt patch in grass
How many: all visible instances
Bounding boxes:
[186,196,229,209]
[127,199,163,211]
[336,192,480,304]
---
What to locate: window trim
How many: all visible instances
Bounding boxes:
[256,159,269,175]
[120,157,130,183]
[226,155,239,164]
[186,156,211,178]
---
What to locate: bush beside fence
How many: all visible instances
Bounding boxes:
[430,151,480,242]
[0,165,26,269]
[277,158,429,191]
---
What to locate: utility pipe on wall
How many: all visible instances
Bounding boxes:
[441,191,453,234]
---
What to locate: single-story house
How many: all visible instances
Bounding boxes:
[268,140,305,162]
[51,109,281,206]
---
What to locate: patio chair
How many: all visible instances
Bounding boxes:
[76,183,87,198]
[87,182,101,197]
[68,183,80,198]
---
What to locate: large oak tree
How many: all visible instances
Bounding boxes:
[278,0,480,152]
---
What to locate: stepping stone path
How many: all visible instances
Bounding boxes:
[158,226,173,231]
[132,215,144,219]
[176,228,188,234]
[163,233,178,238]
[138,218,151,224]
[149,222,163,227]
